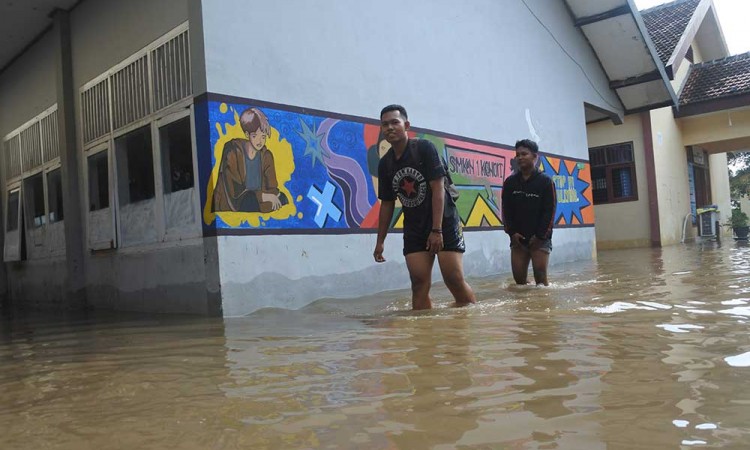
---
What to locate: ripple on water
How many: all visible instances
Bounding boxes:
[1,243,750,449]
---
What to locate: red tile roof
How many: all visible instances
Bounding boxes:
[641,0,701,66]
[680,52,750,105]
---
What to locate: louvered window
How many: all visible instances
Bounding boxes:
[80,25,191,144]
[111,55,151,129]
[81,79,110,144]
[4,135,21,180]
[40,109,60,162]
[152,30,191,111]
[20,122,42,172]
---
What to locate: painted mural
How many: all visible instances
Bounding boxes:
[202,99,594,233]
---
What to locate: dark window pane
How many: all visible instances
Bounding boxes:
[47,169,64,223]
[589,142,637,204]
[606,144,633,164]
[589,148,606,167]
[116,126,154,205]
[24,173,45,228]
[591,167,608,204]
[160,117,194,193]
[612,167,634,198]
[88,151,109,211]
[6,191,19,231]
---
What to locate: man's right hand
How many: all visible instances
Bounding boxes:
[511,233,524,247]
[373,242,386,263]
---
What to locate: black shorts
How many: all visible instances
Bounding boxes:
[510,237,553,254]
[403,225,466,256]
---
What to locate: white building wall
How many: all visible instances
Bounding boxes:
[198,0,618,315]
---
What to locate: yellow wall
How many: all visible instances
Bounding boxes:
[585,114,651,248]
[709,152,732,233]
[650,107,692,245]
[681,108,750,147]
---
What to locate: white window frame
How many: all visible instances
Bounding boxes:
[3,184,23,262]
[84,142,116,251]
[154,105,201,241]
[3,104,61,260]
[79,22,198,251]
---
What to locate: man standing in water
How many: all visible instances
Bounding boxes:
[501,139,556,286]
[373,105,475,310]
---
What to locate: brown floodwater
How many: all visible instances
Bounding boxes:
[1,241,750,449]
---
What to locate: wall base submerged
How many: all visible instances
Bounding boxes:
[217,228,594,316]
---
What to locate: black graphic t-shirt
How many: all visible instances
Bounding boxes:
[377,139,460,238]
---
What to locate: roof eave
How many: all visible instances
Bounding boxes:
[674,93,750,118]
[665,0,712,82]
[627,0,679,108]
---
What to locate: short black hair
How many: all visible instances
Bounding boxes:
[515,139,538,153]
[380,104,408,120]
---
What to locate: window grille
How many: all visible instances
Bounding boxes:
[111,55,151,130]
[20,122,42,172]
[41,109,60,162]
[80,26,191,144]
[152,30,192,111]
[81,78,111,144]
[4,135,22,179]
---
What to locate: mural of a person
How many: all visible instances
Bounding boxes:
[213,108,288,213]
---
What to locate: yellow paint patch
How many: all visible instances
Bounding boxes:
[203,109,297,227]
[465,195,501,227]
[394,211,405,229]
[219,103,228,114]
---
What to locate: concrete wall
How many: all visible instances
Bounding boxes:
[68,0,212,314]
[199,0,619,315]
[650,107,691,246]
[218,229,595,316]
[0,0,218,313]
[0,32,64,307]
[0,33,57,138]
[202,0,620,160]
[70,0,189,90]
[585,114,651,249]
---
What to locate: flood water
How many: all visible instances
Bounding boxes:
[2,242,750,449]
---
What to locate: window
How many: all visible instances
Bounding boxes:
[23,173,46,228]
[47,169,64,223]
[589,142,638,204]
[160,117,194,193]
[88,151,109,211]
[6,190,19,232]
[115,126,154,205]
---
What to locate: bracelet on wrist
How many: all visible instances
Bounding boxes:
[431,229,442,234]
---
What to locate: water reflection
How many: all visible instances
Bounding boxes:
[1,242,749,449]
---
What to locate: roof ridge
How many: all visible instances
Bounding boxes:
[641,0,699,15]
[691,51,750,69]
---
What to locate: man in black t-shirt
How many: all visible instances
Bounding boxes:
[373,105,475,310]
[501,139,556,286]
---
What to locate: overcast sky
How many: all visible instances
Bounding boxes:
[634,0,750,55]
